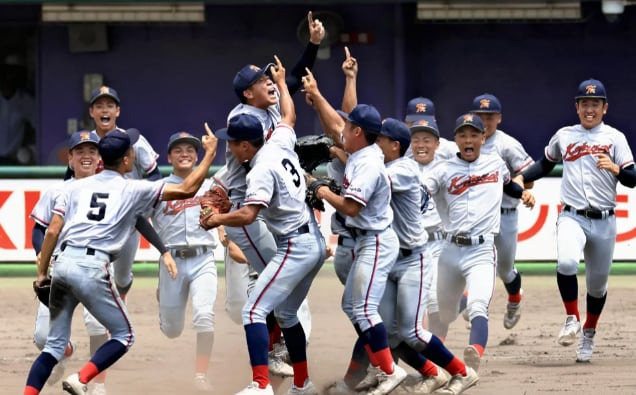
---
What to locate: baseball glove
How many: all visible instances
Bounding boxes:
[199,185,231,230]
[294,135,335,173]
[305,175,341,211]
[33,277,51,307]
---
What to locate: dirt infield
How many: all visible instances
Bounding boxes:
[2,270,636,395]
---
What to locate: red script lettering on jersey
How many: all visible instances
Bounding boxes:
[448,172,499,195]
[563,142,612,162]
[163,197,201,215]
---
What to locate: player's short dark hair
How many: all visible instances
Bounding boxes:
[247,137,264,149]
[398,142,408,157]
[102,147,131,169]
[362,129,378,145]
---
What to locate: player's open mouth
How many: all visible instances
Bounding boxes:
[415,150,428,156]
[464,147,474,153]
[100,116,111,123]
[268,88,276,97]
[80,160,92,166]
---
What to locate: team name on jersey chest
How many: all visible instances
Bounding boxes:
[563,142,612,162]
[448,171,499,195]
[163,196,201,215]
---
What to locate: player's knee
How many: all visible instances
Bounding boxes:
[160,321,184,338]
[225,301,245,326]
[557,259,579,276]
[33,331,47,351]
[192,310,215,333]
[466,300,489,321]
[496,265,516,283]
[242,304,267,325]
[587,286,607,299]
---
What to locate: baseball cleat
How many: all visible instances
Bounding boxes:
[437,367,479,395]
[366,363,407,395]
[285,378,318,395]
[268,352,294,377]
[62,373,88,395]
[557,315,581,346]
[90,382,107,395]
[463,345,481,372]
[576,328,596,362]
[399,369,451,394]
[193,373,213,392]
[323,379,357,395]
[503,301,522,329]
[235,381,274,395]
[354,365,381,391]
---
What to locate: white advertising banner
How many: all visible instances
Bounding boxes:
[1,178,635,262]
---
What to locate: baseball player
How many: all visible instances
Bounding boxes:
[470,93,534,330]
[515,78,636,362]
[422,113,535,372]
[23,128,217,395]
[404,97,457,161]
[30,131,102,391]
[200,57,326,395]
[150,131,219,391]
[213,13,324,376]
[88,85,162,301]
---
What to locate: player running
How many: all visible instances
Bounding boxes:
[515,78,636,362]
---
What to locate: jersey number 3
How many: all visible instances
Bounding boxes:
[282,158,301,187]
[87,192,109,221]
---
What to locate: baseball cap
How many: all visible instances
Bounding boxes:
[454,113,485,134]
[471,93,502,113]
[575,78,607,101]
[409,118,440,138]
[98,130,131,163]
[123,128,141,145]
[89,86,120,106]
[168,131,201,152]
[405,97,436,122]
[379,118,411,149]
[215,113,263,141]
[336,104,382,133]
[68,130,99,150]
[233,63,274,100]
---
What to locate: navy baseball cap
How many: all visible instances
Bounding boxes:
[454,113,484,134]
[409,118,440,138]
[575,78,607,101]
[337,104,382,133]
[405,97,436,122]
[379,118,411,149]
[233,63,274,100]
[168,131,201,152]
[216,113,263,141]
[99,130,131,163]
[89,86,120,106]
[471,93,502,113]
[68,130,99,150]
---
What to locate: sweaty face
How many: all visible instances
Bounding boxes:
[244,75,277,109]
[68,143,100,178]
[454,126,485,162]
[168,142,198,172]
[89,98,120,135]
[410,130,439,165]
[576,98,607,130]
[475,112,501,138]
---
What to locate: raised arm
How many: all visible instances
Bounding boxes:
[341,46,358,113]
[270,55,295,128]
[286,11,325,94]
[302,68,345,146]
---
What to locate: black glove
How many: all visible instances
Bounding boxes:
[33,277,51,307]
[305,175,341,211]
[294,135,335,173]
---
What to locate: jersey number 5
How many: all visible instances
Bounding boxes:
[87,192,109,221]
[281,158,301,187]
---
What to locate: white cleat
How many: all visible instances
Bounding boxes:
[557,315,581,346]
[268,352,294,377]
[324,380,357,395]
[193,373,213,392]
[438,367,479,395]
[90,382,108,395]
[235,381,274,395]
[286,378,318,395]
[463,345,481,372]
[62,373,88,395]
[354,365,382,391]
[366,363,407,395]
[400,369,451,394]
[576,328,596,362]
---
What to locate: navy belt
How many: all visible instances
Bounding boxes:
[446,234,485,246]
[61,242,113,261]
[400,248,412,257]
[563,205,614,220]
[349,227,387,239]
[501,207,517,214]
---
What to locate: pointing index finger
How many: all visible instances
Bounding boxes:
[204,122,213,136]
[344,46,351,60]
[308,11,314,26]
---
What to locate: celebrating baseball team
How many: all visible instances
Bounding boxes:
[21,9,636,395]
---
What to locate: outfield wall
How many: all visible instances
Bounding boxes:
[1,177,635,262]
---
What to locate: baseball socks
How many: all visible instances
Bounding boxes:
[504,271,523,304]
[90,334,109,385]
[465,316,488,371]
[24,352,57,394]
[557,272,580,320]
[195,331,214,380]
[244,323,271,389]
[584,292,606,330]
[362,323,397,374]
[280,323,311,388]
